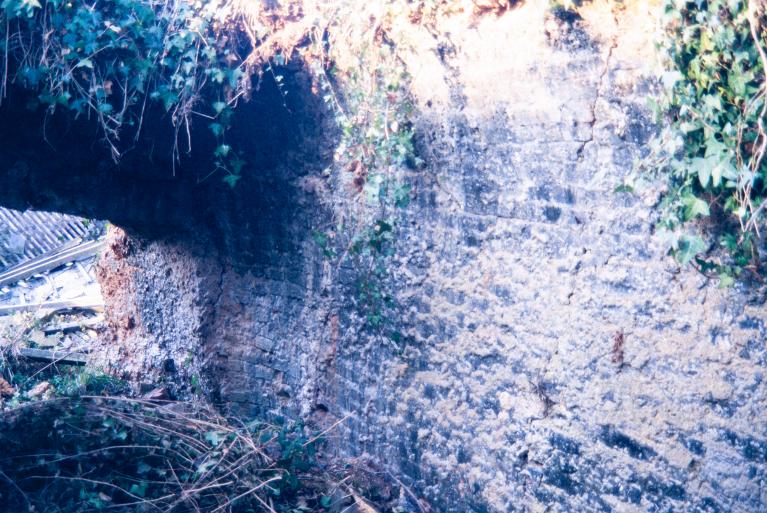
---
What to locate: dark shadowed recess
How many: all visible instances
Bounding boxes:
[0,59,334,268]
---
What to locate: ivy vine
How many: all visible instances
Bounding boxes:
[643,0,767,285]
[308,13,420,341]
[0,0,249,185]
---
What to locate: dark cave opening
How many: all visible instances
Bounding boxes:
[0,58,337,410]
[0,59,334,268]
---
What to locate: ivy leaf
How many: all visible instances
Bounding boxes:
[208,122,224,137]
[39,92,56,105]
[129,482,147,498]
[222,174,240,188]
[681,193,710,220]
[214,144,231,158]
[718,272,735,288]
[675,234,706,264]
[228,69,244,88]
[230,155,245,175]
[69,98,87,114]
[312,230,327,247]
[703,136,727,159]
[204,430,225,447]
[727,65,753,99]
[710,158,737,188]
[210,68,225,84]
[689,157,711,187]
[57,91,72,106]
[393,183,411,208]
[702,94,722,115]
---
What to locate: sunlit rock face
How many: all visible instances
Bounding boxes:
[302,4,766,511]
[2,2,767,512]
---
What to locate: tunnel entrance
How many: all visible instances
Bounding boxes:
[0,60,331,250]
[0,58,336,410]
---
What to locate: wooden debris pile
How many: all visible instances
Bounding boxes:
[0,207,107,406]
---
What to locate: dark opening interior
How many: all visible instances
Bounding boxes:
[0,60,333,267]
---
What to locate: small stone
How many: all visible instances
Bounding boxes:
[706,380,734,402]
[498,391,514,411]
[27,381,51,398]
[141,387,169,401]
[0,377,14,398]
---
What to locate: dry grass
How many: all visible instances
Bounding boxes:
[0,396,326,512]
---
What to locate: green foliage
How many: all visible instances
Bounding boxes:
[644,0,767,283]
[0,362,128,409]
[50,368,129,397]
[265,418,320,497]
[310,21,419,340]
[0,0,248,185]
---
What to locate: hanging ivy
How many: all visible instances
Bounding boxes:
[642,0,767,285]
[0,0,250,185]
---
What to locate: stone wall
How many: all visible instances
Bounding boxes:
[297,3,766,511]
[348,3,767,511]
[197,3,767,512]
[2,1,766,512]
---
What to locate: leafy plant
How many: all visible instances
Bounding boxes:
[641,0,767,283]
[0,397,327,512]
[50,368,129,397]
[308,8,420,339]
[0,0,249,185]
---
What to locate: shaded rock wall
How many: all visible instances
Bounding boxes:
[1,2,766,512]
[0,59,334,395]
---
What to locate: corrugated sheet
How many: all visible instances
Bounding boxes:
[0,208,100,273]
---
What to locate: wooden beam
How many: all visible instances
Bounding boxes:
[0,239,105,288]
[0,298,103,315]
[17,347,88,365]
[41,316,104,334]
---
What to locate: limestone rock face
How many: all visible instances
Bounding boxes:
[1,1,766,512]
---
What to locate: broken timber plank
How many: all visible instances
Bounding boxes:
[17,348,88,365]
[41,316,104,334]
[0,298,103,315]
[0,239,105,288]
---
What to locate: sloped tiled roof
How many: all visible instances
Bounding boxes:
[0,208,98,273]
